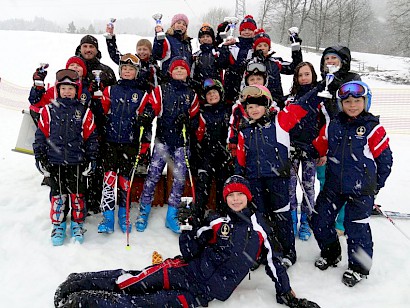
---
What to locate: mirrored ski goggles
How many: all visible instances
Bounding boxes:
[56,69,79,83]
[120,53,140,66]
[337,82,367,100]
[241,85,272,101]
[247,62,266,73]
[203,78,218,89]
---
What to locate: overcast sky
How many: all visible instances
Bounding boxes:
[2,0,261,24]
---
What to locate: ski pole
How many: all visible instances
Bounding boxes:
[292,162,317,216]
[182,124,195,204]
[125,126,145,250]
[373,204,410,241]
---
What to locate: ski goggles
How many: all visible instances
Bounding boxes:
[203,78,218,89]
[120,53,140,66]
[247,61,266,73]
[337,82,367,100]
[56,69,79,83]
[241,85,272,101]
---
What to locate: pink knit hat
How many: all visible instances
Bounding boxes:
[171,13,189,27]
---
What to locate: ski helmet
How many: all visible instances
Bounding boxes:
[336,81,372,112]
[203,78,224,101]
[119,53,140,78]
[240,84,272,108]
[55,69,81,98]
[244,60,267,86]
[198,23,215,43]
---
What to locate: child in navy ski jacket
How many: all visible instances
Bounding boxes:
[194,78,232,219]
[54,175,320,308]
[311,81,393,287]
[152,13,193,78]
[235,84,320,267]
[223,15,257,103]
[136,57,200,234]
[105,22,159,92]
[248,28,303,109]
[285,62,325,241]
[190,24,230,93]
[97,53,151,235]
[33,69,98,246]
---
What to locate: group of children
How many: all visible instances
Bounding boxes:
[30,13,393,300]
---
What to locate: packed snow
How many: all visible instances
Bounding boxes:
[0,30,409,307]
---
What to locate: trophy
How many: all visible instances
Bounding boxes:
[103,18,116,39]
[220,17,239,40]
[288,26,300,48]
[179,197,194,231]
[152,13,165,40]
[91,70,103,97]
[34,63,49,87]
[318,65,339,98]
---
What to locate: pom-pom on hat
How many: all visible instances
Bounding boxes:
[198,23,215,43]
[80,35,99,50]
[253,28,271,50]
[223,175,252,202]
[240,15,257,32]
[171,13,189,27]
[65,56,87,77]
[168,56,191,76]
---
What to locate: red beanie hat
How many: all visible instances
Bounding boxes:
[66,56,87,77]
[253,28,271,50]
[223,175,252,202]
[240,15,257,32]
[169,56,191,76]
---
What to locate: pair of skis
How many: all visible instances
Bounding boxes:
[371,204,410,219]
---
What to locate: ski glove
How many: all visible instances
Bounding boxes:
[278,291,320,308]
[82,161,97,176]
[178,201,200,231]
[35,158,50,177]
[88,79,105,97]
[289,33,302,44]
[33,68,48,87]
[227,143,237,158]
[136,113,152,128]
[175,113,189,131]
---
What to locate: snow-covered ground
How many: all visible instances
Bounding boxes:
[0,30,409,307]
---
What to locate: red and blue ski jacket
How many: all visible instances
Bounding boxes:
[313,112,393,195]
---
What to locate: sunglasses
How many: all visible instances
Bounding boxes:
[247,62,267,73]
[120,53,140,66]
[56,69,79,83]
[241,85,272,101]
[337,82,367,100]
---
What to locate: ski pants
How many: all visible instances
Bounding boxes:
[54,258,206,308]
[48,164,87,224]
[140,142,188,208]
[311,189,374,275]
[289,157,316,215]
[249,177,296,263]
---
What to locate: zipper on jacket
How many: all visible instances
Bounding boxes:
[340,128,349,193]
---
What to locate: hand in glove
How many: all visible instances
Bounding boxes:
[175,113,189,131]
[136,113,152,128]
[82,160,97,176]
[178,201,200,231]
[289,33,302,44]
[227,143,238,158]
[35,158,50,177]
[279,291,321,308]
[88,79,105,97]
[216,21,230,45]
[33,68,48,86]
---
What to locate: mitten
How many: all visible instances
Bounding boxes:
[82,160,97,176]
[35,158,50,177]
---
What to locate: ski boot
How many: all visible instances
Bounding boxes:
[118,206,131,233]
[136,203,151,232]
[165,206,180,234]
[298,212,312,241]
[98,210,115,233]
[51,222,67,246]
[342,269,367,287]
[71,221,85,244]
[291,209,298,237]
[315,255,342,270]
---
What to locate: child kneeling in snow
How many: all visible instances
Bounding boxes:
[311,81,393,287]
[33,69,98,246]
[54,175,319,308]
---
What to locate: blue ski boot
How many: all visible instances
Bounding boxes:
[298,212,312,241]
[98,210,114,233]
[71,221,85,244]
[118,206,131,233]
[291,209,298,237]
[51,222,67,246]
[165,206,180,234]
[136,203,151,232]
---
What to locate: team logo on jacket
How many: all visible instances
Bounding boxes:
[356,126,366,138]
[220,223,231,239]
[75,110,82,121]
[80,93,87,103]
[132,93,139,102]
